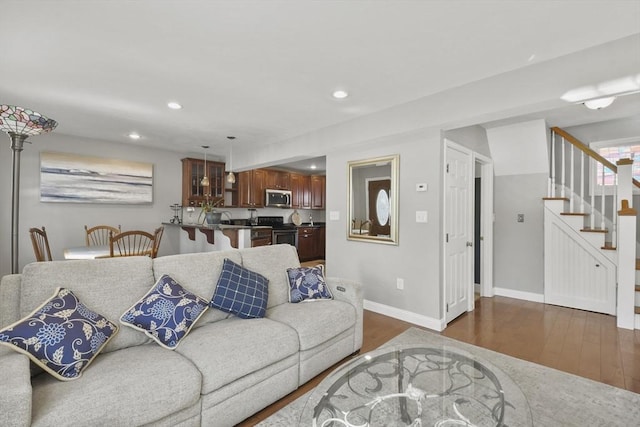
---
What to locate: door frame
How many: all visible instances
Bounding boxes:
[442,139,494,326]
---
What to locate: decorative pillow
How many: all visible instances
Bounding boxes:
[0,287,118,381]
[120,274,208,350]
[287,265,333,303]
[211,258,269,319]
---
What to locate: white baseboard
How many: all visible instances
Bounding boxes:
[493,287,544,303]
[364,299,444,332]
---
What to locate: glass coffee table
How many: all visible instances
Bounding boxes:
[300,345,533,426]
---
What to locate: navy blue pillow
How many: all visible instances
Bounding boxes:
[211,258,269,319]
[0,288,118,381]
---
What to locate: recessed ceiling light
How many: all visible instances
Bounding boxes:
[128,132,141,140]
[332,90,349,99]
[167,102,182,110]
[310,164,317,170]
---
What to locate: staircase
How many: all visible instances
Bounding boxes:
[545,127,639,329]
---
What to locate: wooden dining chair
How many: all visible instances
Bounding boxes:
[85,225,121,246]
[152,226,164,258]
[109,230,155,257]
[29,226,53,262]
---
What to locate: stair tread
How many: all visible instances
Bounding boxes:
[637,259,640,270]
[580,227,608,233]
[601,245,616,250]
[543,197,569,201]
[636,306,640,315]
[635,285,640,292]
[561,212,589,216]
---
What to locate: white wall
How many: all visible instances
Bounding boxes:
[0,133,185,276]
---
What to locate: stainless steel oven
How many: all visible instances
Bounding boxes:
[272,229,297,247]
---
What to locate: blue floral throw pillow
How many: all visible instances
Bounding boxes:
[0,287,118,381]
[287,265,333,303]
[211,258,269,319]
[120,275,208,350]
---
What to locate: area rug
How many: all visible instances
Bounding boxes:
[257,327,640,426]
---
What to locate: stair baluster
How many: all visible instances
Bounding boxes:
[590,156,596,229]
[570,142,575,212]
[561,136,566,198]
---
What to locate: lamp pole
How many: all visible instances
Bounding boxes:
[10,132,27,274]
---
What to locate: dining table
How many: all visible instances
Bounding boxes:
[63,245,111,260]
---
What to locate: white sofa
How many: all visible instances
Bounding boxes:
[0,244,363,426]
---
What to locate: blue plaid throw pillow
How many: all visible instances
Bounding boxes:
[120,275,209,350]
[0,287,118,381]
[287,264,333,303]
[211,258,269,319]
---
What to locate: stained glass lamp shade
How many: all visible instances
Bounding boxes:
[0,105,57,274]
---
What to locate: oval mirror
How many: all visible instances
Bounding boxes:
[347,154,399,244]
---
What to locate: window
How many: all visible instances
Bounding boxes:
[591,138,640,187]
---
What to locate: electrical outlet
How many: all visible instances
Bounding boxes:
[329,211,340,220]
[416,211,428,223]
[396,278,404,290]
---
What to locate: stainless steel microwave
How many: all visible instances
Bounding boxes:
[265,189,292,208]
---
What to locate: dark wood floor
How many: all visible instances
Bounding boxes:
[237,295,640,426]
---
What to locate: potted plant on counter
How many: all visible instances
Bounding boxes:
[199,197,225,225]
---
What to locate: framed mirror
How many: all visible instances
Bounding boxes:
[347,154,399,245]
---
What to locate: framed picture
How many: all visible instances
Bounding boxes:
[40,152,153,204]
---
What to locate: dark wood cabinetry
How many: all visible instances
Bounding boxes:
[181,158,225,207]
[297,226,325,261]
[265,169,291,190]
[290,173,311,209]
[238,169,266,208]
[311,175,326,209]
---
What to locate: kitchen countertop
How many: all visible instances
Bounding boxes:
[162,222,271,230]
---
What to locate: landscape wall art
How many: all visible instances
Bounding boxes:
[40,151,153,204]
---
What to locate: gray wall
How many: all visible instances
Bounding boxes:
[493,173,547,294]
[0,133,185,276]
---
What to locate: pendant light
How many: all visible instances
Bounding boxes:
[201,145,210,188]
[226,136,236,184]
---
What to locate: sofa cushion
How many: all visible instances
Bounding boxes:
[120,274,208,349]
[287,265,333,302]
[211,258,269,319]
[152,250,243,327]
[30,344,201,427]
[18,257,156,353]
[0,287,118,381]
[267,300,356,351]
[176,317,299,394]
[239,244,301,308]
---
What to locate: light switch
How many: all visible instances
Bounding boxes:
[329,211,340,221]
[517,214,524,223]
[416,183,428,192]
[416,211,428,223]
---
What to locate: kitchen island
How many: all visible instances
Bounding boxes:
[162,222,262,253]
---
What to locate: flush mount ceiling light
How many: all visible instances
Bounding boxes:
[584,96,616,110]
[561,74,640,108]
[167,102,182,110]
[128,132,141,140]
[332,90,349,99]
[226,136,236,184]
[0,105,57,273]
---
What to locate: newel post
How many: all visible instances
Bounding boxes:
[616,158,636,329]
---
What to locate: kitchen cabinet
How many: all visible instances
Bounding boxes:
[238,169,266,207]
[297,226,325,261]
[181,158,225,207]
[290,173,311,209]
[311,175,326,209]
[265,169,291,190]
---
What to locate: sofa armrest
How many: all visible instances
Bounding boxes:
[326,277,363,352]
[0,352,32,427]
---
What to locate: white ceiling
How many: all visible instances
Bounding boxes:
[2,1,639,162]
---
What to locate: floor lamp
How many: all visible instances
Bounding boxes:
[0,105,57,274]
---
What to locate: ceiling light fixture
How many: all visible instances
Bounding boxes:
[0,105,57,273]
[201,145,210,189]
[167,102,182,110]
[310,164,317,170]
[128,132,141,140]
[332,90,349,99]
[584,96,616,110]
[226,136,236,184]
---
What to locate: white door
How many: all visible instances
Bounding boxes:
[444,141,473,324]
